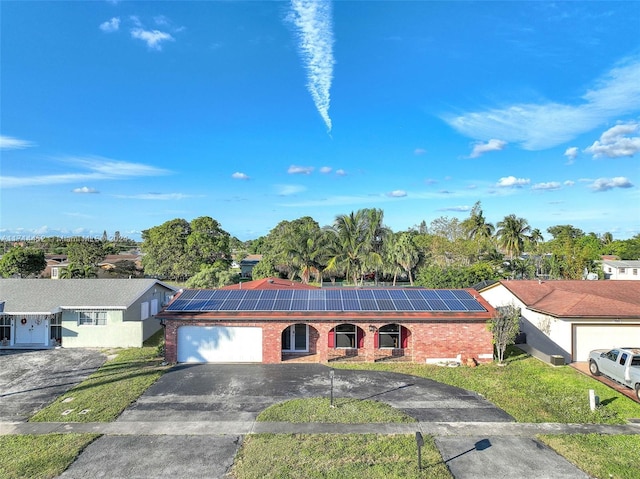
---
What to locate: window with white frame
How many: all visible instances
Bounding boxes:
[78,311,107,326]
[51,267,59,279]
[620,268,626,274]
[633,269,638,276]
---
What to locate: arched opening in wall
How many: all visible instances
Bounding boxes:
[281,323,309,353]
[328,323,364,360]
[374,324,410,361]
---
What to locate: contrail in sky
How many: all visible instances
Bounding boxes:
[288,0,335,132]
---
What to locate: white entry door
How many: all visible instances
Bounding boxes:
[15,317,47,345]
[177,326,263,363]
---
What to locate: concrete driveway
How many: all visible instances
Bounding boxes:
[59,363,589,479]
[0,349,107,421]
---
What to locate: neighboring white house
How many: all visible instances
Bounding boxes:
[478,280,640,363]
[601,260,640,280]
[0,279,176,349]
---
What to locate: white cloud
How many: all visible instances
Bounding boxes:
[287,0,334,132]
[276,184,306,196]
[99,17,120,33]
[72,186,99,194]
[131,28,174,50]
[497,176,530,188]
[590,176,634,192]
[288,165,314,175]
[0,157,170,189]
[469,139,507,158]
[335,169,346,176]
[564,146,579,164]
[532,181,562,191]
[232,172,250,180]
[319,166,332,174]
[0,135,35,150]
[584,122,640,158]
[414,148,427,155]
[439,205,471,212]
[154,15,169,26]
[564,180,575,187]
[386,190,407,198]
[444,57,640,150]
[114,193,193,200]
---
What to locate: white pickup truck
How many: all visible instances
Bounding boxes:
[588,348,640,400]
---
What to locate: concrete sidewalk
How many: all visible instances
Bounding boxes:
[2,420,639,436]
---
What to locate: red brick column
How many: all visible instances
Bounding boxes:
[164,321,178,364]
[363,326,376,362]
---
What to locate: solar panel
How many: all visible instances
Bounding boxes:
[388,289,408,300]
[259,290,277,299]
[438,290,457,300]
[451,290,472,300]
[243,291,262,300]
[166,288,486,313]
[177,290,198,300]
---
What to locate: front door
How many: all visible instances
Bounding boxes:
[15,317,47,345]
[282,324,308,352]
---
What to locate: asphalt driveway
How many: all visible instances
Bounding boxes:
[117,363,514,423]
[0,348,107,421]
[59,363,589,479]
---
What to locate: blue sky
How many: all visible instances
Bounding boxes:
[1,1,639,242]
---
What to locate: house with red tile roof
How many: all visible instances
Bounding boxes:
[478,280,640,363]
[158,286,496,365]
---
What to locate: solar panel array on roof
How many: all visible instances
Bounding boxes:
[165,289,487,313]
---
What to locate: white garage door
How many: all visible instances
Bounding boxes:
[573,324,640,362]
[177,326,263,363]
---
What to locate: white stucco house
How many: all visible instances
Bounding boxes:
[601,260,640,280]
[0,279,176,349]
[478,280,640,363]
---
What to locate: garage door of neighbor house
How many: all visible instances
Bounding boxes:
[573,324,640,362]
[177,326,263,363]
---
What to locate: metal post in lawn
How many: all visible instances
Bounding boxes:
[329,368,335,408]
[416,431,424,470]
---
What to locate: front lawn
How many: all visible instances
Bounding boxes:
[0,434,99,479]
[230,434,452,479]
[332,347,640,424]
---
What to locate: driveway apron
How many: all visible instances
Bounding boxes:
[0,349,107,421]
[59,363,590,479]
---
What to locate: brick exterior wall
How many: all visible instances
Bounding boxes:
[163,319,494,364]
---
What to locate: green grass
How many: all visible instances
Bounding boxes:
[332,347,640,424]
[257,397,416,423]
[230,434,452,479]
[30,332,167,423]
[539,434,640,479]
[0,434,99,479]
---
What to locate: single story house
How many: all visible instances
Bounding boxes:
[601,260,640,280]
[238,254,263,278]
[158,285,496,365]
[0,279,176,349]
[477,280,640,363]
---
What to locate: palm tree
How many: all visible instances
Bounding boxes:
[394,233,419,285]
[462,201,495,241]
[283,220,324,284]
[496,214,531,259]
[363,208,391,284]
[325,210,370,285]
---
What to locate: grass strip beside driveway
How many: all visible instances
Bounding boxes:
[539,434,640,479]
[0,433,99,479]
[230,434,451,479]
[257,397,416,423]
[30,340,167,423]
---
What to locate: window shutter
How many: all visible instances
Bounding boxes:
[374,330,379,349]
[357,328,364,348]
[401,326,409,348]
[328,329,335,348]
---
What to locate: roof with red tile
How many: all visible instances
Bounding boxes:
[221,277,319,290]
[492,280,640,318]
